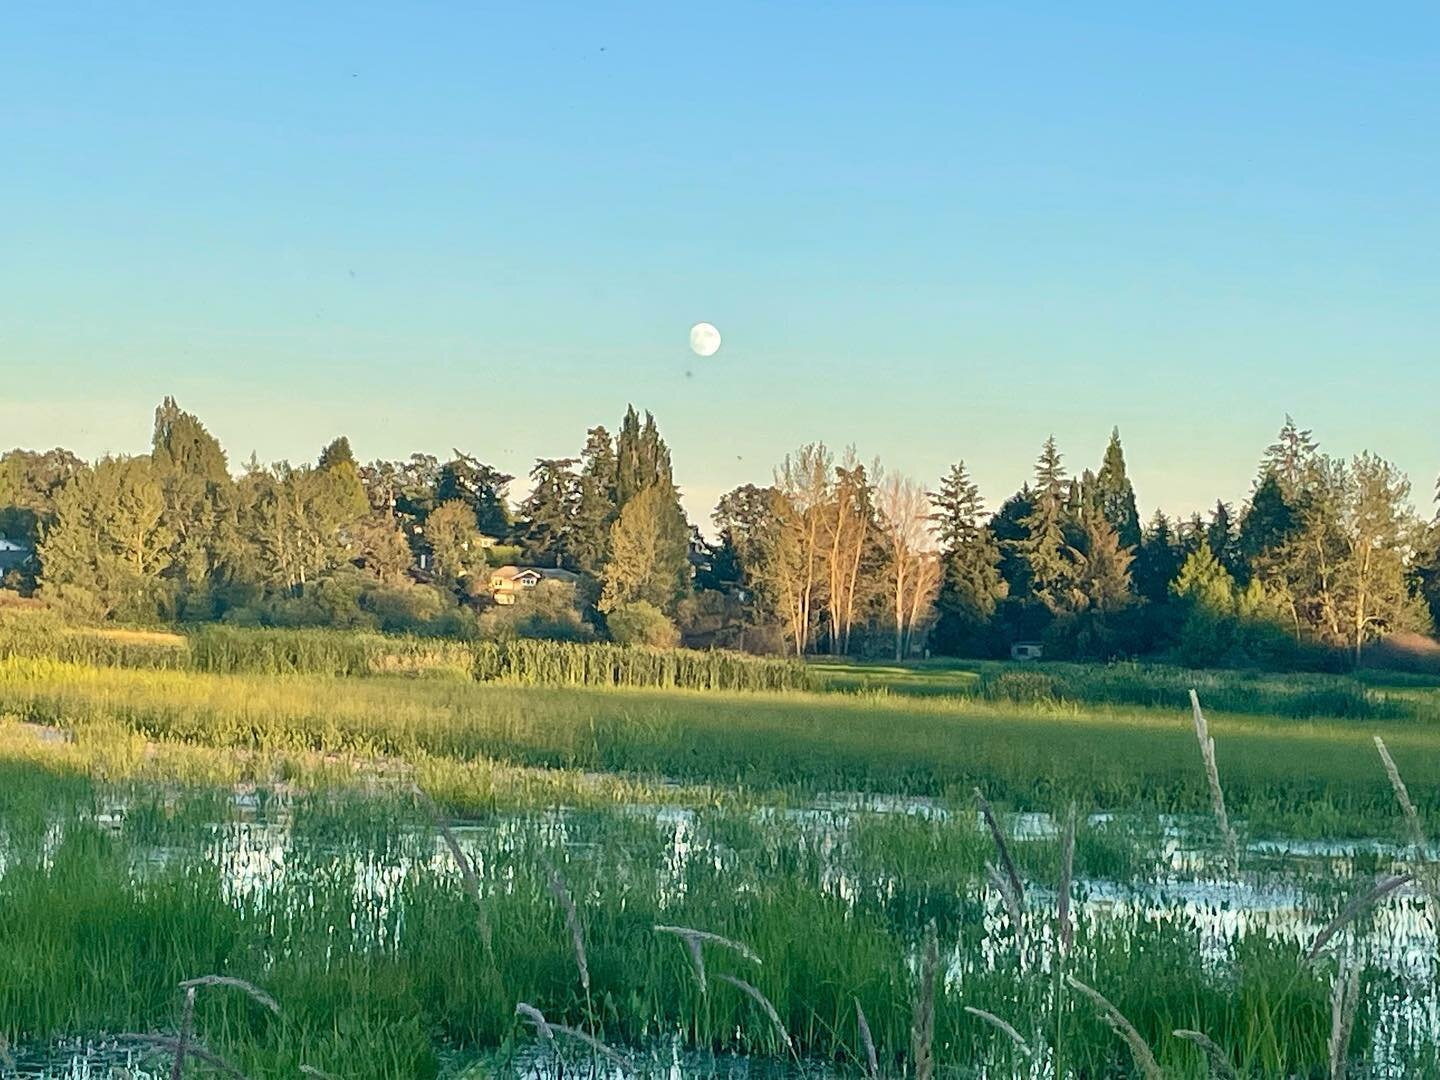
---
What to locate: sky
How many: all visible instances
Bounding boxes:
[2,3,1437,528]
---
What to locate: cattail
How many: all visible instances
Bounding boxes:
[1173,1029,1239,1080]
[1190,690,1239,876]
[854,998,879,1079]
[544,858,590,994]
[178,975,281,1016]
[1375,736,1440,912]
[964,1005,1032,1057]
[171,986,196,1080]
[1327,958,1362,1080]
[717,974,792,1053]
[1066,976,1162,1080]
[911,921,939,1080]
[1056,803,1077,956]
[1306,873,1413,962]
[415,784,492,951]
[975,788,1025,910]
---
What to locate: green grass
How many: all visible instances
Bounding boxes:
[3,632,1440,1076]
[2,656,1436,834]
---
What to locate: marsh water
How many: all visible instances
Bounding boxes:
[6,790,1436,1078]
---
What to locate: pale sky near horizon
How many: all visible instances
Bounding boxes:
[2,4,1437,527]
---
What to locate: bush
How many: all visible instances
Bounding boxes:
[477,581,593,642]
[606,601,680,648]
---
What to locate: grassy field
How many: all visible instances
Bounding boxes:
[2,637,1439,1077]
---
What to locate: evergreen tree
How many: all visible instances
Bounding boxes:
[928,462,1005,653]
[521,457,581,567]
[1261,415,1319,496]
[571,427,618,576]
[1068,509,1134,614]
[426,499,486,590]
[1206,500,1238,576]
[1094,428,1141,549]
[1015,436,1076,612]
[150,399,239,614]
[1133,510,1182,604]
[0,448,85,556]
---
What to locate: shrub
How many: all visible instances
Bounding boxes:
[606,601,680,648]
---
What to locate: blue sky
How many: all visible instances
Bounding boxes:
[2,3,1436,524]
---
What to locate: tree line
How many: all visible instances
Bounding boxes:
[2,400,1437,667]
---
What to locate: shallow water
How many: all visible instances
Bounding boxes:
[7,791,1437,1078]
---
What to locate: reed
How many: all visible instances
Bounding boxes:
[1065,976,1163,1080]
[1327,959,1362,1080]
[854,998,879,1079]
[1173,1029,1240,1080]
[911,921,939,1080]
[963,1006,1031,1057]
[1190,689,1239,876]
[1305,873,1413,962]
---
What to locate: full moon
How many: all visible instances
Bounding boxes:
[689,322,721,357]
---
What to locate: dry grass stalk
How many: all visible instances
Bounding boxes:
[1190,690,1239,876]
[911,921,939,1080]
[964,1005,1032,1057]
[1327,958,1362,1080]
[544,858,590,993]
[178,975,282,1016]
[515,1002,556,1043]
[1066,976,1162,1080]
[118,1034,249,1080]
[414,784,493,951]
[653,924,762,965]
[1056,803,1077,955]
[550,1022,636,1073]
[1374,736,1440,911]
[1173,1029,1240,1080]
[1306,873,1413,962]
[299,1067,341,1079]
[854,998,879,1079]
[716,974,792,1052]
[975,788,1025,910]
[986,862,1024,937]
[170,986,196,1080]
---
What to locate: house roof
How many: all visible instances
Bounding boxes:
[489,565,579,583]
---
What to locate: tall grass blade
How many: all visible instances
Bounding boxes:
[415,784,493,952]
[544,858,590,994]
[170,986,195,1080]
[515,1002,556,1043]
[653,924,762,965]
[964,1005,1032,1057]
[1066,976,1162,1080]
[975,788,1025,909]
[1056,803,1077,955]
[1375,736,1440,912]
[854,998,879,1079]
[716,974,792,1053]
[1173,1029,1240,1080]
[1306,873,1413,962]
[118,1034,249,1080]
[1190,689,1239,876]
[178,975,282,1016]
[1328,958,1362,1080]
[550,1023,636,1074]
[911,920,939,1080]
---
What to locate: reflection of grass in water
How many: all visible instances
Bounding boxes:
[0,757,1422,1079]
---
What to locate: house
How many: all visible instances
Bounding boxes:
[1010,641,1043,662]
[0,538,32,575]
[486,565,580,605]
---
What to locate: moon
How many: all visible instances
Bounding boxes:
[689,322,721,357]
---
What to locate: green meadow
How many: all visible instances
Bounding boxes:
[2,630,1439,1077]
